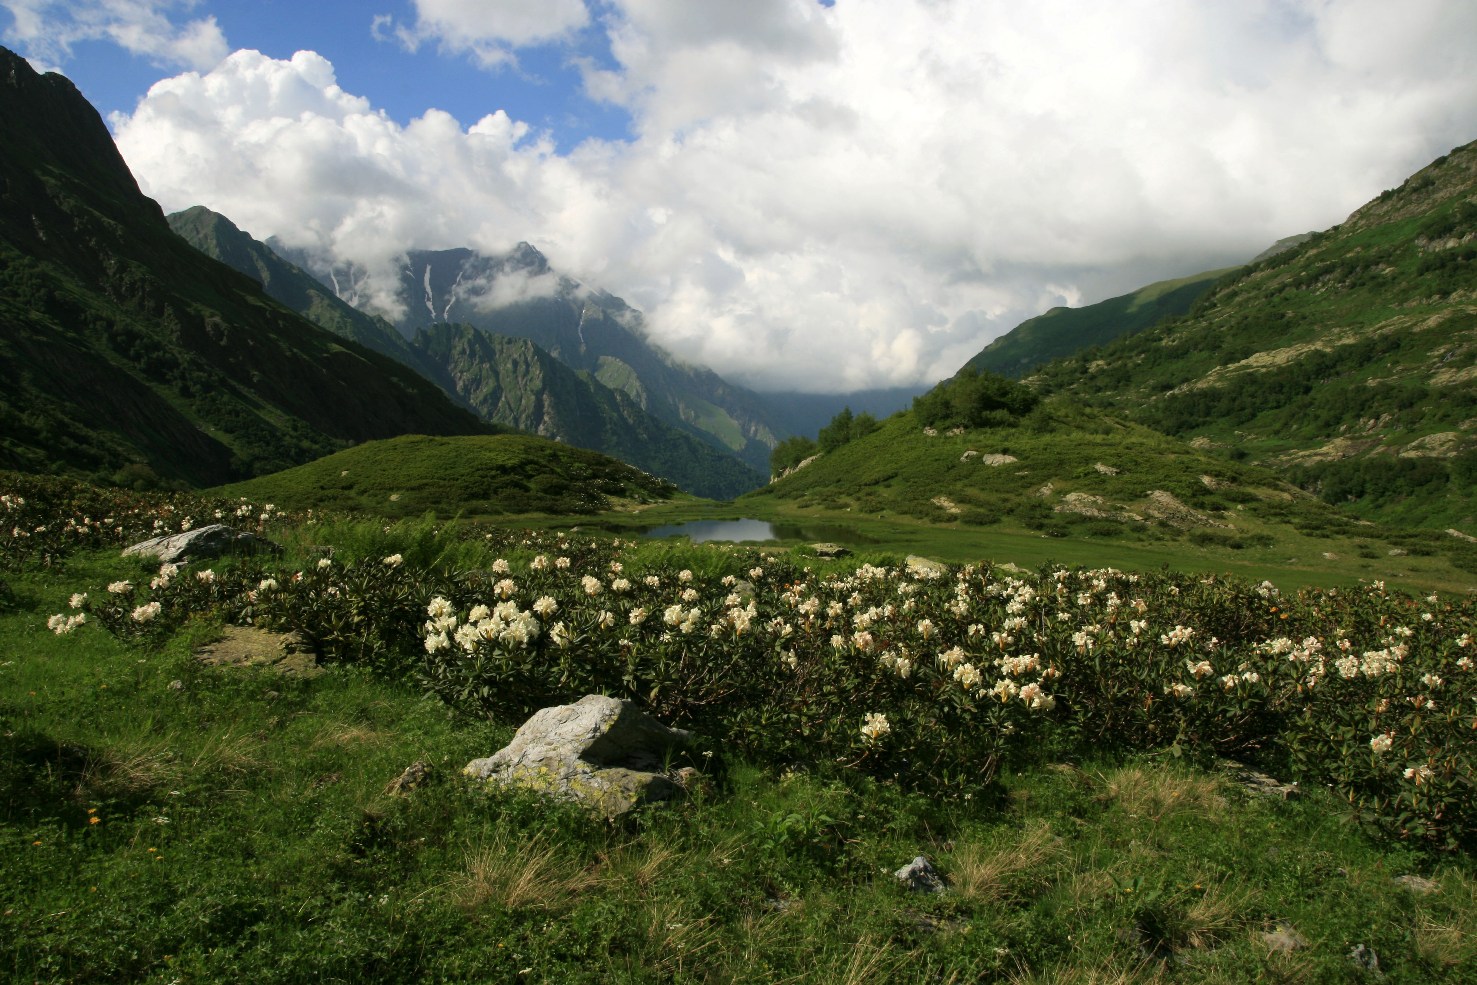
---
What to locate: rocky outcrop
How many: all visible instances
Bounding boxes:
[123,524,280,564]
[464,695,693,816]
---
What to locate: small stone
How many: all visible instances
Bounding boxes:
[1392,874,1439,895]
[895,855,946,894]
[386,761,431,795]
[1347,943,1380,973]
[1260,923,1307,954]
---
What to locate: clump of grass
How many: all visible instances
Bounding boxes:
[450,830,602,912]
[949,821,1064,904]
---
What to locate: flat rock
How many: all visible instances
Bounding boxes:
[464,694,692,817]
[123,524,280,564]
[195,625,320,677]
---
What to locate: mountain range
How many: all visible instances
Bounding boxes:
[3,40,1474,548]
[0,47,491,487]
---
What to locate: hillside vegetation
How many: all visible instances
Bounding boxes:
[3,475,1473,982]
[1026,139,1477,531]
[213,434,679,518]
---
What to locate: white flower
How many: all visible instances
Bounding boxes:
[597,610,616,630]
[629,607,649,626]
[1403,765,1434,784]
[953,662,982,689]
[1164,682,1194,699]
[581,575,603,596]
[491,558,510,574]
[107,581,132,595]
[69,592,87,609]
[427,596,454,620]
[860,712,891,742]
[1369,733,1394,754]
[382,554,403,567]
[257,578,278,592]
[532,596,558,618]
[131,602,162,623]
[195,569,215,583]
[678,569,693,583]
[611,578,631,593]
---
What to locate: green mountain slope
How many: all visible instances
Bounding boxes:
[1027,140,1477,530]
[965,266,1238,379]
[165,206,442,381]
[214,433,676,518]
[273,241,783,475]
[412,325,765,499]
[0,47,491,486]
[744,372,1475,573]
[168,207,763,498]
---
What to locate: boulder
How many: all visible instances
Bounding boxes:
[464,695,693,816]
[123,524,280,564]
[905,555,948,579]
[811,543,851,559]
[895,856,947,894]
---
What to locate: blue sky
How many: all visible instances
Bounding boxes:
[6,0,635,149]
[5,1,1477,392]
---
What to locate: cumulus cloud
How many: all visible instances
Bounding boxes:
[110,0,1477,392]
[2,0,226,72]
[375,0,590,69]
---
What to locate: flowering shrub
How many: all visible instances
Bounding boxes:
[13,474,1476,847]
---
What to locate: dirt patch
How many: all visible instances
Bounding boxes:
[195,625,321,677]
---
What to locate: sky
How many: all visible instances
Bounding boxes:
[5,0,1477,394]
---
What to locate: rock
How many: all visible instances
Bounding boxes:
[1093,462,1121,475]
[1260,923,1307,954]
[386,761,431,796]
[979,453,1018,466]
[905,555,948,579]
[895,855,946,894]
[123,524,280,564]
[1222,760,1299,800]
[1348,944,1380,973]
[1392,874,1439,895]
[960,450,979,462]
[194,625,320,677]
[464,695,693,816]
[811,543,851,559]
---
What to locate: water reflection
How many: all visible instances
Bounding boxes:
[644,519,777,543]
[640,518,874,546]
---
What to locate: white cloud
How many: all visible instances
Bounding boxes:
[111,0,1477,392]
[376,0,590,68]
[2,0,226,71]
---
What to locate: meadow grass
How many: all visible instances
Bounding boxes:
[4,520,1476,983]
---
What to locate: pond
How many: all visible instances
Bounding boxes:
[639,518,873,546]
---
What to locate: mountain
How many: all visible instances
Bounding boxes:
[965,266,1239,379]
[1025,139,1477,530]
[171,208,763,497]
[412,324,764,499]
[165,206,442,380]
[272,242,783,475]
[0,47,492,487]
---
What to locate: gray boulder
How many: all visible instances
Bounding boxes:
[123,524,280,564]
[464,695,693,816]
[895,855,947,894]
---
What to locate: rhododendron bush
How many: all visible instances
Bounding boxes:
[8,475,1474,847]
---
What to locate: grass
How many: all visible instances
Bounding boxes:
[4,539,1476,983]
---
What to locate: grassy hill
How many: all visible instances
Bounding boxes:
[965,265,1239,379]
[744,376,1477,587]
[0,48,490,488]
[1027,139,1477,531]
[213,434,679,518]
